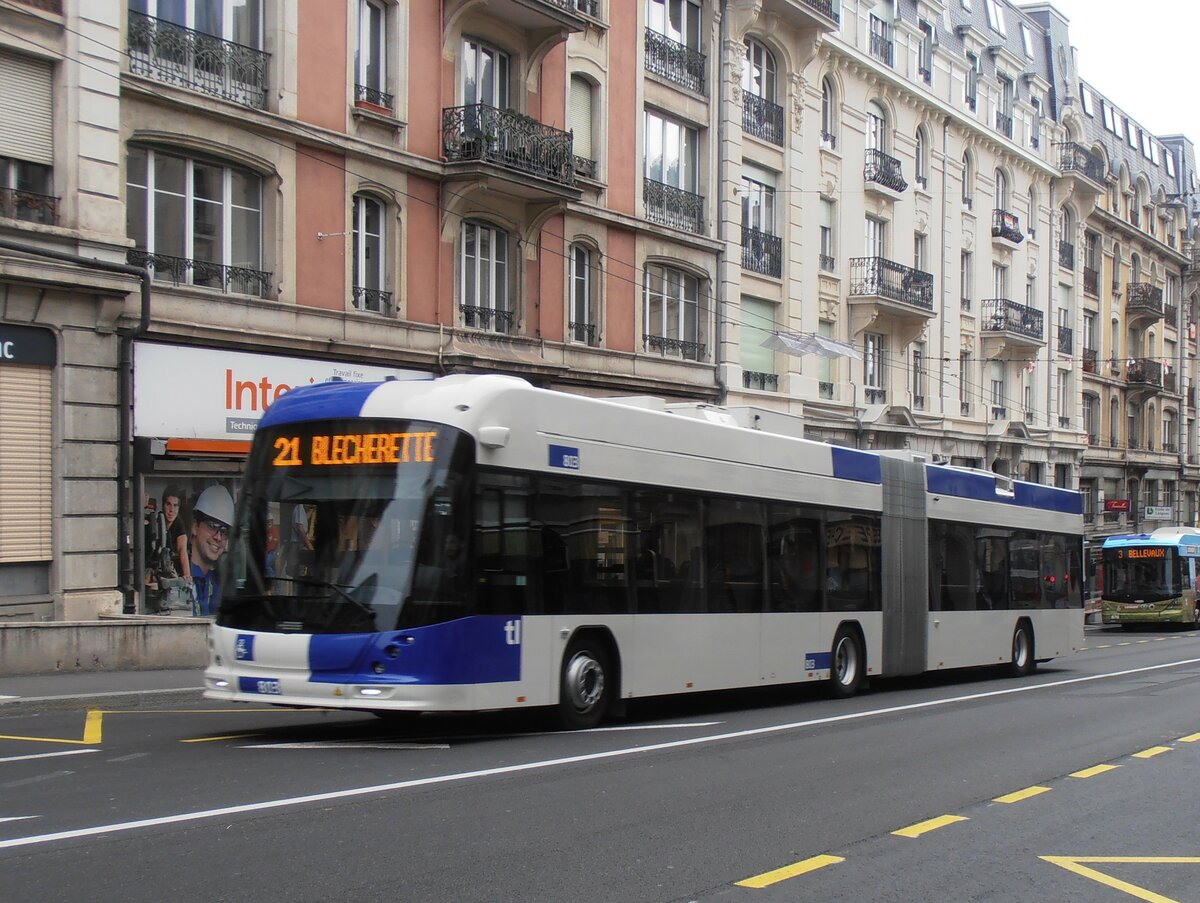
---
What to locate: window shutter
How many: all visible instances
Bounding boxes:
[0,51,53,165]
[0,365,53,562]
[569,76,593,160]
[739,297,776,374]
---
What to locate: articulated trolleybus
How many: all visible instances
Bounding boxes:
[1100,528,1200,627]
[205,374,1084,727]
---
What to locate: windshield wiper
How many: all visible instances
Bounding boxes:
[288,576,377,623]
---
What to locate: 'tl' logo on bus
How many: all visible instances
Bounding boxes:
[504,619,522,646]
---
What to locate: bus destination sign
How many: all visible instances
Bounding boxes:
[271,430,437,468]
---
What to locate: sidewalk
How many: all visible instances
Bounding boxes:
[0,669,206,715]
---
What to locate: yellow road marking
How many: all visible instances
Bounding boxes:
[1042,856,1200,903]
[181,733,265,744]
[0,708,104,746]
[1071,764,1120,778]
[1133,746,1172,759]
[993,786,1051,804]
[892,815,968,838]
[736,854,844,889]
[1178,733,1200,743]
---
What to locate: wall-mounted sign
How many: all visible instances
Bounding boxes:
[1144,506,1174,519]
[133,343,425,441]
[1103,499,1131,512]
[0,323,56,366]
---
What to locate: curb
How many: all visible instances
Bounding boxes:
[0,687,206,716]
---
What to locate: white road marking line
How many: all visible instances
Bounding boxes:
[3,656,1200,851]
[241,742,450,750]
[0,816,39,824]
[0,695,18,700]
[0,749,99,765]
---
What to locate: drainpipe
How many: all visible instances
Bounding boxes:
[714,0,730,405]
[938,116,950,433]
[0,238,150,614]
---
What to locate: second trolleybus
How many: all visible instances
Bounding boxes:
[205,374,1084,727]
[1100,528,1200,627]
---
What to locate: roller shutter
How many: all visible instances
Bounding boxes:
[0,365,52,562]
[0,50,54,165]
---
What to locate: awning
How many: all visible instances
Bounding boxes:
[762,332,863,361]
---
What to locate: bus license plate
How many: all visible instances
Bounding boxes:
[239,677,283,695]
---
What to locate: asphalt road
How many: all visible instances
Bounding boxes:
[2,625,1199,903]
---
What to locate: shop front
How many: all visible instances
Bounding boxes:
[132,342,424,615]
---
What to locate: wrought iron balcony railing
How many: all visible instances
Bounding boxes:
[644,178,704,234]
[644,334,705,361]
[864,148,907,193]
[1058,241,1075,270]
[991,209,1023,243]
[865,387,888,404]
[569,322,598,345]
[1164,302,1179,327]
[741,226,782,278]
[1083,348,1098,373]
[127,11,270,109]
[461,304,516,333]
[821,129,837,149]
[352,287,392,316]
[995,110,1013,138]
[355,84,394,110]
[742,92,784,146]
[1083,266,1099,296]
[1164,370,1177,393]
[571,0,601,16]
[0,188,58,225]
[819,253,836,272]
[869,17,893,66]
[1057,325,1073,355]
[798,0,839,20]
[1057,141,1105,183]
[820,381,834,399]
[982,297,1044,341]
[128,249,272,297]
[443,104,575,187]
[849,257,934,310]
[743,371,779,391]
[573,156,598,180]
[1126,282,1164,319]
[644,27,705,93]
[1126,358,1163,388]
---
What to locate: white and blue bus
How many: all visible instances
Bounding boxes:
[1100,528,1200,627]
[205,374,1085,727]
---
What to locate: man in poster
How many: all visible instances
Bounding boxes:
[189,485,234,616]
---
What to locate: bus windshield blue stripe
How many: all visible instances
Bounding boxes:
[259,381,380,428]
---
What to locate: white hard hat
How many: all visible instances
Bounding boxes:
[193,485,235,528]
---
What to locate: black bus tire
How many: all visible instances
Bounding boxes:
[558,638,612,730]
[1009,622,1035,677]
[827,627,864,698]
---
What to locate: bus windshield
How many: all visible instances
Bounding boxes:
[1101,547,1181,604]
[217,419,474,634]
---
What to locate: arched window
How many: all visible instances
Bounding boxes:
[1058,207,1074,269]
[569,242,599,346]
[743,38,782,145]
[125,145,268,296]
[820,77,837,148]
[460,220,513,333]
[995,169,1009,210]
[743,38,776,101]
[1110,396,1120,446]
[644,263,704,361]
[569,74,597,177]
[352,194,388,314]
[866,101,887,152]
[961,151,974,207]
[914,127,929,188]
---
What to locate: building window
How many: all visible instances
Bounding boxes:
[995,168,1009,210]
[351,194,388,315]
[820,77,837,148]
[742,38,782,145]
[918,21,933,84]
[865,216,887,259]
[960,351,972,413]
[569,243,599,345]
[819,197,836,271]
[912,342,927,409]
[996,75,1014,137]
[355,0,390,108]
[960,251,973,310]
[818,319,835,398]
[645,0,705,92]
[741,168,779,277]
[125,145,268,296]
[460,220,512,332]
[965,52,979,111]
[991,361,1007,418]
[913,232,927,273]
[1057,370,1071,427]
[569,75,597,177]
[962,151,974,206]
[644,110,702,232]
[984,0,1007,34]
[644,263,704,360]
[0,50,55,225]
[1027,187,1037,236]
[915,128,929,189]
[0,157,55,225]
[864,332,886,401]
[866,101,888,153]
[740,296,777,390]
[463,38,509,108]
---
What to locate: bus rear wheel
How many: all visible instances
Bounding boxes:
[1009,623,1035,677]
[827,627,864,698]
[558,639,611,730]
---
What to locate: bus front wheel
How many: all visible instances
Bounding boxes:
[558,638,611,730]
[827,627,864,698]
[1009,623,1035,677]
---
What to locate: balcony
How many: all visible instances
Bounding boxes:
[995,110,1013,139]
[981,297,1044,346]
[128,249,272,298]
[442,104,579,199]
[467,0,599,32]
[849,258,933,345]
[819,253,836,273]
[352,287,393,316]
[644,334,705,361]
[868,17,894,67]
[1082,348,1098,373]
[991,209,1024,246]
[1126,282,1164,325]
[1083,266,1099,297]
[1056,141,1106,187]
[741,226,782,278]
[1164,370,1177,393]
[1057,325,1073,355]
[127,11,270,109]
[742,93,784,146]
[644,178,704,234]
[461,305,516,333]
[0,187,58,226]
[864,149,908,196]
[1126,358,1163,397]
[1164,302,1179,328]
[743,371,779,391]
[761,0,839,29]
[644,28,705,94]
[1058,241,1075,271]
[865,388,888,404]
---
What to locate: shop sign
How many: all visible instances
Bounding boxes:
[1144,506,1174,520]
[0,323,56,366]
[134,343,425,441]
[1103,499,1131,512]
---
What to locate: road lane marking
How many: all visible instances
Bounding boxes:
[242,742,450,750]
[5,655,1200,852]
[1070,764,1120,778]
[0,816,39,823]
[1178,732,1200,743]
[181,733,266,744]
[892,815,968,838]
[1042,856,1200,903]
[1133,746,1172,759]
[993,786,1050,804]
[82,710,102,744]
[736,854,844,888]
[0,749,99,765]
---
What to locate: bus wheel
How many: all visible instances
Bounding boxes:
[1009,623,1035,677]
[827,628,864,698]
[558,639,611,730]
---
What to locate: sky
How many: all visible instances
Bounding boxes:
[1043,0,1200,143]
